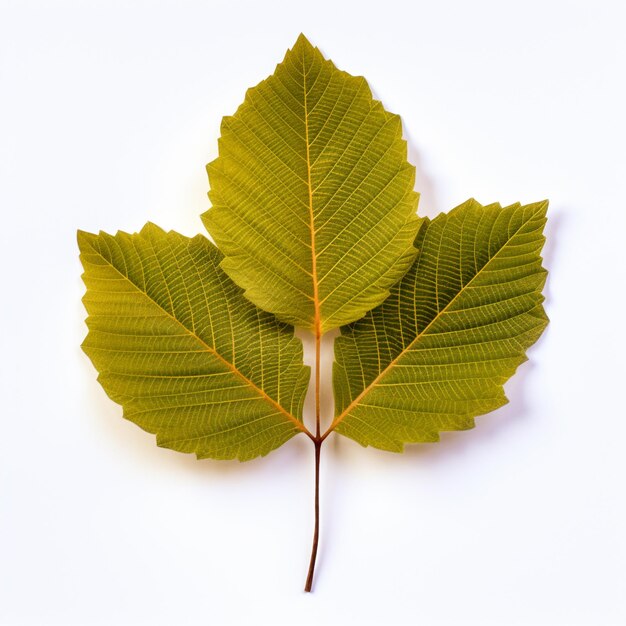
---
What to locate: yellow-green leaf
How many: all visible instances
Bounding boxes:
[330,199,549,451]
[79,223,310,461]
[203,34,420,333]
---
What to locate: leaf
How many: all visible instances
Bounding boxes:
[78,223,311,461]
[330,199,549,451]
[203,34,420,333]
[79,35,552,592]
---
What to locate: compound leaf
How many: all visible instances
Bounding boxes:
[331,199,549,451]
[79,223,310,461]
[203,34,420,333]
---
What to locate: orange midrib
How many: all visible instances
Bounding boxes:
[301,50,322,339]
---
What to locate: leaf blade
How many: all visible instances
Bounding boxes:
[79,224,311,461]
[203,34,420,332]
[331,199,549,451]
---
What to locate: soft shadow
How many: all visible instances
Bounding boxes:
[403,124,440,219]
[541,204,564,308]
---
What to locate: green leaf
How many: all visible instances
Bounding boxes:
[78,223,310,461]
[78,35,552,592]
[330,199,549,451]
[203,34,420,333]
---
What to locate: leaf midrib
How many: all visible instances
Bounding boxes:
[302,48,322,337]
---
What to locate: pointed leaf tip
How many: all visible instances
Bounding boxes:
[139,221,166,238]
[77,229,98,252]
[293,33,314,51]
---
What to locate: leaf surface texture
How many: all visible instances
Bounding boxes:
[203,34,420,333]
[79,224,310,461]
[332,199,549,451]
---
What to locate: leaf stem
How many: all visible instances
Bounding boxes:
[304,438,321,592]
[304,330,323,592]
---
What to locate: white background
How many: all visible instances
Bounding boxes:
[1,1,625,624]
